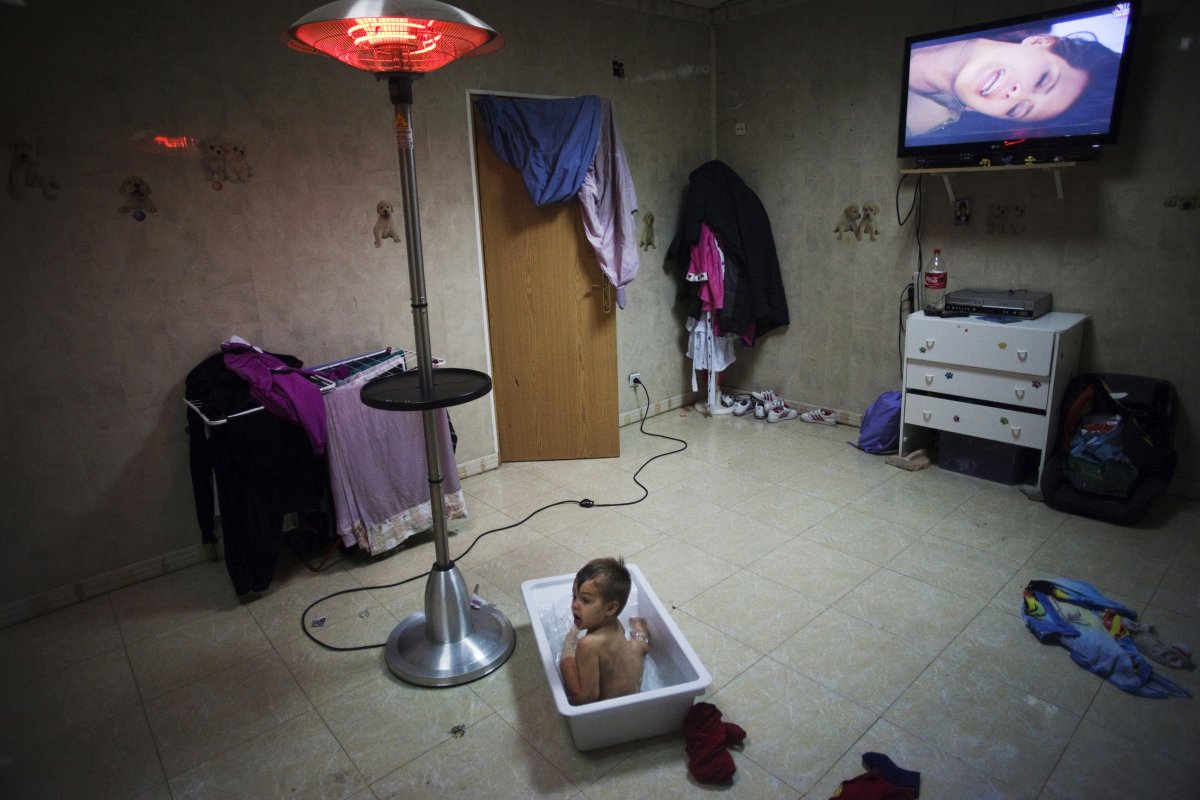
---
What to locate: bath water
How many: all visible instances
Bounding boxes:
[540,593,678,692]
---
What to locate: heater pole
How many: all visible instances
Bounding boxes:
[288,3,513,688]
[389,74,451,570]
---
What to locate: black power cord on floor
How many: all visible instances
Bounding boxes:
[299,377,688,652]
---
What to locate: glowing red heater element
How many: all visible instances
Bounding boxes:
[289,3,501,74]
[152,135,194,150]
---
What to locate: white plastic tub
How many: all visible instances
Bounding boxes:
[520,563,712,751]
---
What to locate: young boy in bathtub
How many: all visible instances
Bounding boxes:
[560,557,651,705]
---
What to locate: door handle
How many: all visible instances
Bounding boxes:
[1014,387,1025,399]
[591,282,613,314]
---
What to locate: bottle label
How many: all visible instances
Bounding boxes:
[924,271,947,290]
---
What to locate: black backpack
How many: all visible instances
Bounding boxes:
[1041,373,1177,524]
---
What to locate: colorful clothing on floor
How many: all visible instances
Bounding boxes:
[1021,578,1190,699]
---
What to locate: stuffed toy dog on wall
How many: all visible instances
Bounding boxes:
[225,143,252,183]
[637,210,656,250]
[200,140,226,183]
[834,204,860,241]
[373,200,401,248]
[118,176,156,214]
[856,203,880,241]
[7,140,59,201]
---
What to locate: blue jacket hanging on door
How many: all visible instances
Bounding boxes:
[477,94,601,206]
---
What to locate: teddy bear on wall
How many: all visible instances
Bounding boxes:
[856,203,880,241]
[834,204,861,241]
[373,200,402,248]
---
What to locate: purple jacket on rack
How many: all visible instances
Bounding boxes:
[221,340,327,454]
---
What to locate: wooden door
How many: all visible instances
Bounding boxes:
[473,102,619,461]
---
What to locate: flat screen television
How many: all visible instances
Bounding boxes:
[897,1,1139,166]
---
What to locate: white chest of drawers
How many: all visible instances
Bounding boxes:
[900,311,1087,482]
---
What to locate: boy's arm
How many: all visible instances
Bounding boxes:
[561,634,601,705]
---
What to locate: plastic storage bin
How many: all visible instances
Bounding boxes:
[939,431,1039,484]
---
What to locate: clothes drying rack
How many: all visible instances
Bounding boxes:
[184,346,422,426]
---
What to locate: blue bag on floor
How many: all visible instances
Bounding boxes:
[854,391,902,454]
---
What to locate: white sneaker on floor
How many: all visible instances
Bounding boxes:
[751,388,777,404]
[731,395,754,416]
[767,403,798,422]
[799,407,838,425]
[754,401,767,420]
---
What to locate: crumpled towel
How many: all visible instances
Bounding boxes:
[683,702,746,784]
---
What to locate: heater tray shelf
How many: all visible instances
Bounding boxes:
[361,367,492,411]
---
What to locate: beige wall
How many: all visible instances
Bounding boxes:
[2,0,1196,614]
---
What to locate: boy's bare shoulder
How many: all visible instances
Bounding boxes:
[579,627,623,652]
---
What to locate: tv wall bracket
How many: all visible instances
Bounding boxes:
[901,161,1076,203]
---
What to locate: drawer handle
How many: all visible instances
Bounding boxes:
[1011,426,1022,439]
[922,410,932,421]
[1017,350,1028,360]
[1014,388,1025,399]
[925,373,934,384]
[925,338,935,349]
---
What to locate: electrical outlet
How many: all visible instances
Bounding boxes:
[628,372,641,387]
[734,122,746,136]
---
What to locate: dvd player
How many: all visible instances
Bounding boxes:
[943,288,1052,319]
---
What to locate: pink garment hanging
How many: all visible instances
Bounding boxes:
[687,223,725,315]
[577,98,639,309]
[323,356,466,555]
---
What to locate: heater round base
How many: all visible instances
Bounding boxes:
[384,606,516,687]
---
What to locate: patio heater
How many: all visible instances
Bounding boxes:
[286,0,514,686]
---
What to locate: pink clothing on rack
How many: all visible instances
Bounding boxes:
[324,359,466,555]
[687,223,725,317]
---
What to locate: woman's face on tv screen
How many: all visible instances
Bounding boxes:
[954,36,1089,122]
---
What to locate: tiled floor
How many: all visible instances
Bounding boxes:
[2,410,1198,799]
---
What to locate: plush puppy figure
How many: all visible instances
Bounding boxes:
[225,143,252,182]
[856,203,880,241]
[373,200,401,247]
[200,140,226,182]
[987,202,1009,234]
[118,176,156,214]
[637,210,656,250]
[7,140,59,200]
[834,204,860,241]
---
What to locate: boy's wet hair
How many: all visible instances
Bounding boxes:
[574,557,632,615]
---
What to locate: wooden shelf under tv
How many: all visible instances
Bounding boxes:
[900,161,1078,203]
